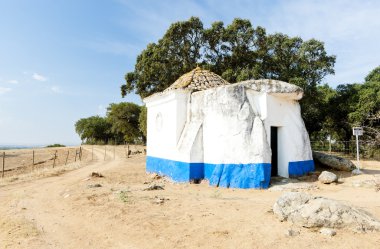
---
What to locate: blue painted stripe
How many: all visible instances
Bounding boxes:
[288,160,315,177]
[204,163,216,180]
[146,156,271,189]
[207,163,271,189]
[146,156,203,182]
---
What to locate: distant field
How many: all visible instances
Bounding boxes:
[0,146,32,150]
[0,145,145,177]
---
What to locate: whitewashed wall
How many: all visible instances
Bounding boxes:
[190,85,271,165]
[264,94,313,177]
[144,90,190,161]
[144,81,312,179]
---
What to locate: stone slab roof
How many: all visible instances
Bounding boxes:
[144,69,304,102]
[238,79,304,100]
[164,67,229,92]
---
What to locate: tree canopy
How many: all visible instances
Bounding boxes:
[311,66,380,143]
[75,116,112,144]
[121,17,336,135]
[74,102,146,145]
[106,102,143,144]
[114,18,380,147]
[121,17,335,100]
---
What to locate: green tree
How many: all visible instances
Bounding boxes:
[122,17,336,135]
[138,106,147,140]
[349,68,380,142]
[122,17,204,98]
[327,84,360,143]
[106,102,142,144]
[365,65,380,82]
[308,84,337,140]
[349,81,380,126]
[75,116,112,144]
[313,66,380,144]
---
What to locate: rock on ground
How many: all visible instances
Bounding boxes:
[313,151,356,172]
[143,183,164,191]
[87,183,102,188]
[284,229,300,237]
[318,171,338,184]
[320,228,336,237]
[273,192,380,232]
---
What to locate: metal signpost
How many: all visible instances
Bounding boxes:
[352,127,363,174]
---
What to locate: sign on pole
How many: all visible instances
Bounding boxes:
[353,127,363,136]
[352,127,363,174]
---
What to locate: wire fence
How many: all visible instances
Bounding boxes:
[0,145,146,178]
[310,140,380,161]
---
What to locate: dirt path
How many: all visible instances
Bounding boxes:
[0,147,135,248]
[0,148,380,249]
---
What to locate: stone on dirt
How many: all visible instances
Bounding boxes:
[153,196,169,204]
[284,229,300,237]
[273,192,380,232]
[91,172,104,178]
[318,171,338,184]
[149,173,162,180]
[313,151,356,172]
[320,228,336,237]
[87,183,102,188]
[143,183,164,191]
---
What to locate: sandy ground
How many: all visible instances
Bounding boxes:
[0,147,380,249]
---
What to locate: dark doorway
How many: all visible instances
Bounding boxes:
[270,127,278,176]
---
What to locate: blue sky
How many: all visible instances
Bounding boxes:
[0,0,379,145]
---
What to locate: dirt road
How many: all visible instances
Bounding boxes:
[0,147,380,249]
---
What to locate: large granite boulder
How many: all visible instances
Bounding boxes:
[273,192,380,232]
[313,151,356,172]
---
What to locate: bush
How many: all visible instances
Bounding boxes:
[46,144,66,148]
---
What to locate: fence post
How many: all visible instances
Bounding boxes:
[127,144,130,158]
[2,152,5,178]
[75,150,77,162]
[53,150,58,168]
[79,146,82,161]
[65,150,70,165]
[33,150,35,165]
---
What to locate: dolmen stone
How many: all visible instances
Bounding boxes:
[273,192,380,232]
[318,171,338,184]
[313,151,356,172]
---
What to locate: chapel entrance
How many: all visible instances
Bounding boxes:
[270,126,278,176]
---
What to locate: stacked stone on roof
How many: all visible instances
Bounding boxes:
[165,67,229,92]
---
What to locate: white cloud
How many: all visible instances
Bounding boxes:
[32,73,48,82]
[0,87,11,94]
[8,79,18,84]
[51,86,61,93]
